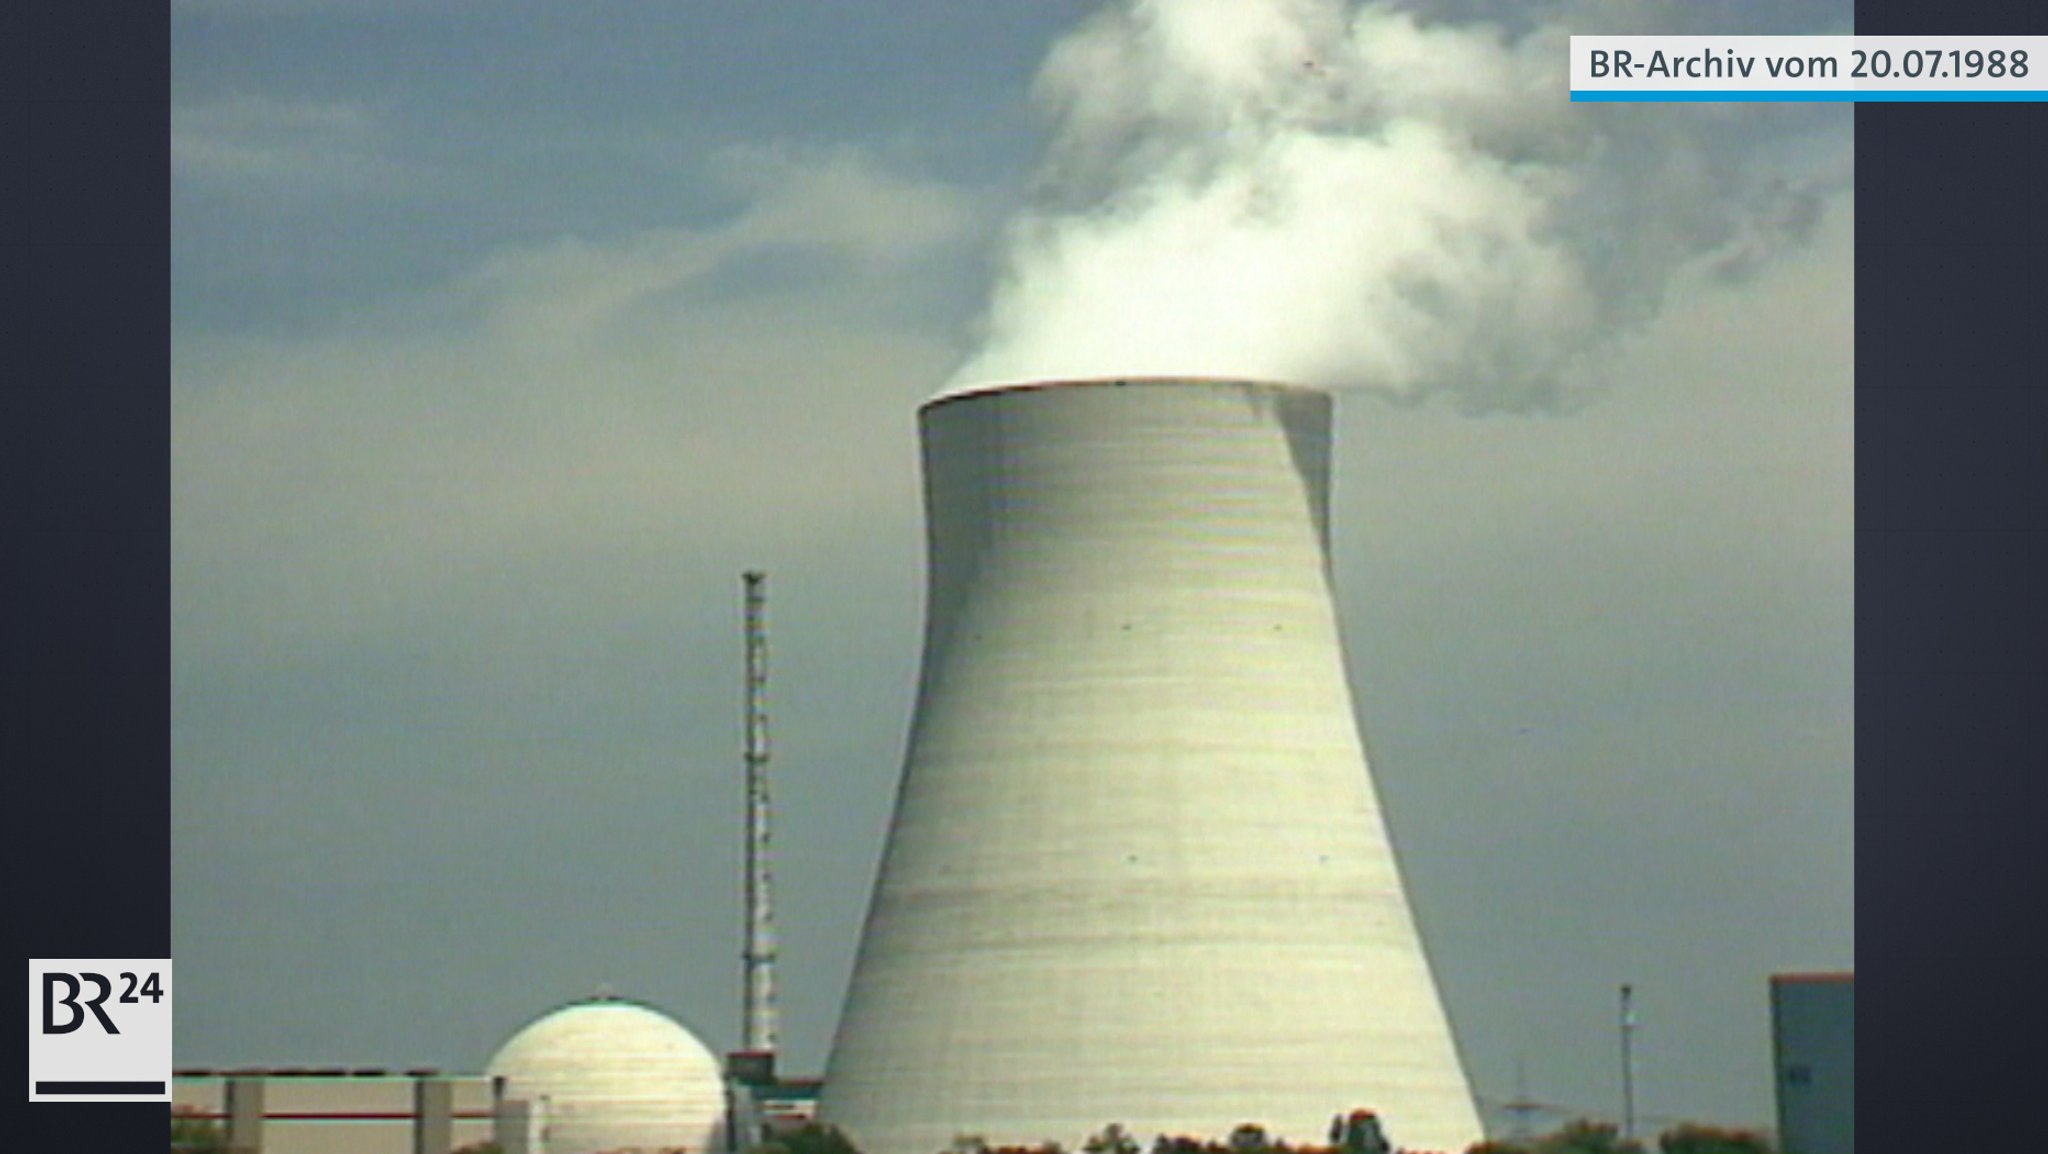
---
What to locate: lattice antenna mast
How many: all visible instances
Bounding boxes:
[742,570,779,1057]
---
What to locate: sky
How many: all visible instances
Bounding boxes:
[171,0,1852,1139]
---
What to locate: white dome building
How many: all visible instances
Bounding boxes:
[487,995,727,1154]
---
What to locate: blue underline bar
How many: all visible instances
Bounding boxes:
[1572,89,2048,102]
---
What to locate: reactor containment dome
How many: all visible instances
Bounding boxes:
[820,378,1484,1154]
[487,995,727,1154]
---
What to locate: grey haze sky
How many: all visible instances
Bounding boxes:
[172,0,1851,1139]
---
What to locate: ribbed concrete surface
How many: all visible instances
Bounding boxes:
[821,379,1481,1154]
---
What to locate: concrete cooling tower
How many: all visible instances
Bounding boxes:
[820,378,1483,1154]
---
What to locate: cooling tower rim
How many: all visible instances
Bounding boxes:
[924,375,1324,414]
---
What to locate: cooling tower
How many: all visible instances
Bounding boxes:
[821,378,1482,1154]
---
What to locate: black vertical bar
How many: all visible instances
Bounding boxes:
[6,4,170,1149]
[1856,0,2048,1149]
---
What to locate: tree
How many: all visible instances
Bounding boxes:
[1655,1124,1774,1154]
[1330,1110,1392,1154]
[1149,1134,1215,1154]
[1086,1124,1143,1154]
[1227,1124,1275,1154]
[758,1123,871,1154]
[1528,1120,1645,1154]
[170,1109,229,1154]
[1457,1118,1777,1154]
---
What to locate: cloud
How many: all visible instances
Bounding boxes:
[1318,186,1852,1125]
[173,145,980,669]
[173,95,411,195]
[946,0,1848,412]
[422,146,977,350]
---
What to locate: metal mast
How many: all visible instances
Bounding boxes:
[1504,1053,1538,1141]
[742,570,779,1059]
[1620,983,1637,1143]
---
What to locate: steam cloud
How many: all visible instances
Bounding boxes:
[946,0,1841,411]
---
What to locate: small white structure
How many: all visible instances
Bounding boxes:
[488,995,727,1154]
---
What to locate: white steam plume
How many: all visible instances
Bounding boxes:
[946,0,1843,411]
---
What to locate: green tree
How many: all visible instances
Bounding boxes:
[759,1123,870,1154]
[1227,1124,1276,1154]
[170,1109,228,1154]
[1149,1134,1216,1154]
[1086,1124,1144,1154]
[1528,1120,1645,1154]
[1329,1110,1393,1154]
[1655,1124,1774,1154]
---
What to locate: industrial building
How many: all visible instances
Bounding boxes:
[173,380,1528,1154]
[173,995,742,1154]
[488,994,730,1154]
[821,378,1484,1154]
[169,574,802,1154]
[1770,972,1853,1154]
[171,1068,498,1154]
